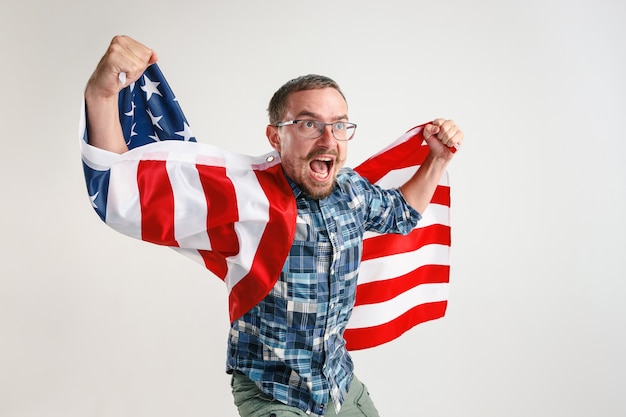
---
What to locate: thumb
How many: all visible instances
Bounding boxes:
[423,122,440,139]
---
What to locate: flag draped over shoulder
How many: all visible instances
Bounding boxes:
[80,64,450,351]
[347,127,451,350]
[80,64,297,323]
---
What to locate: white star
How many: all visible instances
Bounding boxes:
[149,130,162,142]
[146,108,163,130]
[175,122,194,141]
[141,74,162,101]
[127,122,138,145]
[90,192,99,209]
[124,101,136,117]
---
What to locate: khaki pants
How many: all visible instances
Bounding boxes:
[231,372,380,417]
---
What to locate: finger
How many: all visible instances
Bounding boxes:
[435,119,454,136]
[422,123,440,139]
[148,50,159,65]
[431,118,446,127]
[437,121,459,146]
[441,130,459,147]
[444,129,464,148]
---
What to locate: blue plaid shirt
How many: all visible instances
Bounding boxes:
[226,167,420,416]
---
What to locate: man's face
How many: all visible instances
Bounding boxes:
[266,88,349,200]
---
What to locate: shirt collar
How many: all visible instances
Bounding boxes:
[283,169,304,199]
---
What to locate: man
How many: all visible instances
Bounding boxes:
[84,35,464,417]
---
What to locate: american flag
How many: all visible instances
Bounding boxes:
[80,64,451,350]
[347,128,451,350]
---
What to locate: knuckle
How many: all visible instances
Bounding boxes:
[110,35,127,46]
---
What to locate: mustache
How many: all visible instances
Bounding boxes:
[306,148,338,160]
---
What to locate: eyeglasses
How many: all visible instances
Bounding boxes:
[275,119,357,141]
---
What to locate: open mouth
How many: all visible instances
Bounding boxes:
[309,157,334,181]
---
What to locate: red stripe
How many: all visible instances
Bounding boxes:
[195,165,241,280]
[196,165,240,255]
[355,127,428,183]
[344,301,448,351]
[228,164,297,322]
[196,250,228,279]
[431,185,450,206]
[137,160,178,246]
[362,224,451,260]
[355,264,449,306]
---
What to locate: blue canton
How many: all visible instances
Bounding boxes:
[226,167,421,416]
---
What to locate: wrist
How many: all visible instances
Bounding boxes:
[425,151,451,168]
[84,83,118,104]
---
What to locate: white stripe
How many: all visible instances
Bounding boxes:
[357,243,450,285]
[362,203,450,240]
[171,247,207,267]
[80,141,123,171]
[374,166,450,189]
[81,143,122,171]
[223,154,273,292]
[419,203,450,228]
[167,155,212,250]
[106,159,142,240]
[346,282,449,329]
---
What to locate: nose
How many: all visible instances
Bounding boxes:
[317,124,336,145]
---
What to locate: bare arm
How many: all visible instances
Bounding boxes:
[399,119,464,213]
[84,35,158,153]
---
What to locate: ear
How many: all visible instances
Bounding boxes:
[266,125,281,152]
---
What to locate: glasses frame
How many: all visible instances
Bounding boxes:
[275,119,357,141]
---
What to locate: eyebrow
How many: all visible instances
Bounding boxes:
[294,110,349,121]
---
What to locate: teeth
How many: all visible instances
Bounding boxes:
[310,156,333,180]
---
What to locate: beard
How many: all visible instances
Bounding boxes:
[300,181,336,200]
[281,150,344,200]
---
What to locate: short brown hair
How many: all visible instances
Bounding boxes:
[267,74,346,125]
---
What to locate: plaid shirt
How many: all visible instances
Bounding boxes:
[226,167,420,416]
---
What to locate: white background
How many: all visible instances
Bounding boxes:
[1,1,625,416]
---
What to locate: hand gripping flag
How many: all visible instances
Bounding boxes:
[80,64,451,350]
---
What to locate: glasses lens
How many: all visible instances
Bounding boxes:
[332,122,346,140]
[296,120,322,139]
[333,122,355,141]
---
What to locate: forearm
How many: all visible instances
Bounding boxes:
[399,153,449,214]
[84,88,128,154]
